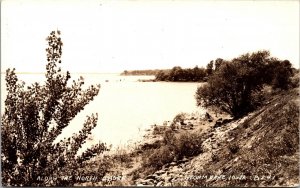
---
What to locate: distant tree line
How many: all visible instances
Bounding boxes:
[121,51,297,89]
[155,66,207,82]
[121,69,168,76]
[196,50,297,118]
[121,66,208,82]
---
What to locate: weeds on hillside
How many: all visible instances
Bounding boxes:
[141,129,203,174]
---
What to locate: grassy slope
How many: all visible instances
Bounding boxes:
[191,88,299,186]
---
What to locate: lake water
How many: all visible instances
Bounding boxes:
[1,73,205,151]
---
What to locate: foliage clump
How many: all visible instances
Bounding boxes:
[142,130,202,172]
[1,30,108,186]
[196,50,295,118]
[155,66,207,82]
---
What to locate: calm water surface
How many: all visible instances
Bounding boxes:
[1,73,205,151]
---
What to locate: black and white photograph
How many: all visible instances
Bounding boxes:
[1,0,299,186]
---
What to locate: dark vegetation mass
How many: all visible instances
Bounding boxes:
[142,130,203,172]
[195,50,296,118]
[155,66,207,82]
[121,69,166,76]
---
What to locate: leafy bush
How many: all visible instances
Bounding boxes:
[173,132,203,160]
[265,59,294,90]
[143,146,175,170]
[164,130,203,160]
[142,130,203,172]
[141,129,175,170]
[1,30,108,186]
[163,129,176,146]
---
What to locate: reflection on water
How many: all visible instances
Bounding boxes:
[1,73,205,151]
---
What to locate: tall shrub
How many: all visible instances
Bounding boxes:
[196,51,275,118]
[1,30,108,186]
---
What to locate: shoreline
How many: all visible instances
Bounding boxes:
[77,88,300,187]
[137,78,207,84]
[80,109,231,186]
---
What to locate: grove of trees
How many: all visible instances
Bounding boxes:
[155,66,207,82]
[195,50,295,118]
[1,31,108,186]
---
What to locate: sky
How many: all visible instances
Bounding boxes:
[1,0,299,73]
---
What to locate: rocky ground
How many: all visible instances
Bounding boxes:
[79,88,299,187]
[133,113,246,186]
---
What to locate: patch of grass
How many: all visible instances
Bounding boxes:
[111,147,133,165]
[173,132,203,160]
[143,146,175,170]
[77,155,112,185]
[141,130,203,173]
[163,128,176,145]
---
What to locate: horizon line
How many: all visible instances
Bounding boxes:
[0,72,123,74]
